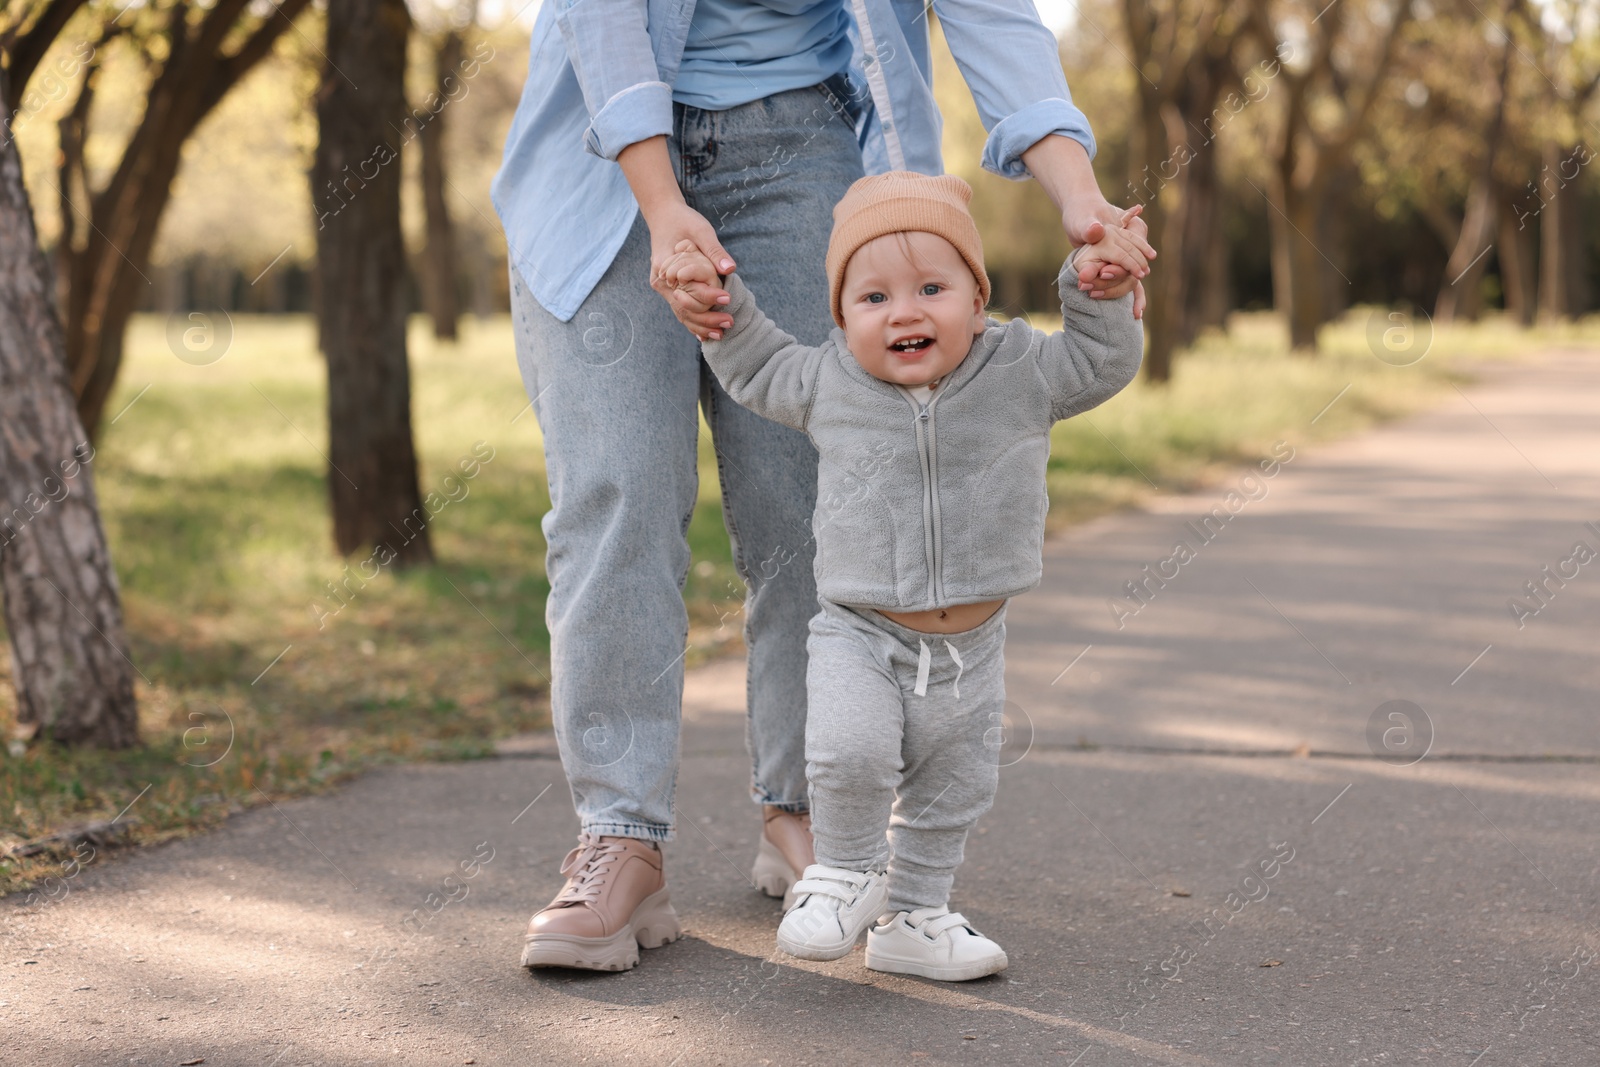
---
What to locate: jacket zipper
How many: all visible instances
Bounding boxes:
[927,401,943,604]
[901,389,943,605]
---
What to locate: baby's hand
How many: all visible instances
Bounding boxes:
[661,240,731,341]
[1073,205,1153,319]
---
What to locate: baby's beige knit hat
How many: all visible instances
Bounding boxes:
[825,171,990,327]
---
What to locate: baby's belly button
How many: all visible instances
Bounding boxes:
[880,600,1005,633]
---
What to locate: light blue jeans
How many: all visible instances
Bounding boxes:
[509,74,868,841]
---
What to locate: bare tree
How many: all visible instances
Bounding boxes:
[6,0,315,439]
[1121,0,1249,381]
[1434,4,1515,325]
[0,79,137,748]
[1247,0,1413,352]
[418,27,463,342]
[313,0,433,564]
[1524,0,1600,321]
[1497,181,1539,325]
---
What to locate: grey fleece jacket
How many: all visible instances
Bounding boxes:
[703,260,1144,612]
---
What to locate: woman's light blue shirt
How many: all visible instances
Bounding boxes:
[492,0,1097,322]
[674,0,855,110]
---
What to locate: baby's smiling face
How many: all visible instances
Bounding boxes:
[838,231,986,388]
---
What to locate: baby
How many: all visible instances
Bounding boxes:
[665,172,1144,981]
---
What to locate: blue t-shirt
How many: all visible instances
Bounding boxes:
[674,0,855,110]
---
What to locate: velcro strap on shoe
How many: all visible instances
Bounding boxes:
[792,864,875,904]
[791,877,859,902]
[923,910,974,936]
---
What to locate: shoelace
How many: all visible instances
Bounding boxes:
[551,833,628,907]
[791,867,873,903]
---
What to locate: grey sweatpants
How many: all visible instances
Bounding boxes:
[805,598,1006,914]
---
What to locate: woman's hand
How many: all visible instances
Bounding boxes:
[1070,204,1155,319]
[645,202,737,340]
[616,135,738,339]
[658,240,731,342]
[1021,134,1156,318]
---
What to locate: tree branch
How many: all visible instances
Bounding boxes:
[1325,0,1413,162]
[3,0,89,100]
[205,0,313,111]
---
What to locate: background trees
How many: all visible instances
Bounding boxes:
[1050,0,1596,357]
[2,0,1599,749]
[8,0,314,439]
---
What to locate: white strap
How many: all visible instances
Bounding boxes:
[944,640,964,700]
[907,906,974,937]
[791,878,855,902]
[914,639,931,696]
[793,867,873,903]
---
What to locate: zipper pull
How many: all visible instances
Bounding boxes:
[918,409,930,421]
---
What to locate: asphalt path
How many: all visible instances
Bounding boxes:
[5,349,1598,1066]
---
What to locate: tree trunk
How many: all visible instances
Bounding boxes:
[1434,175,1496,324]
[419,30,462,342]
[1538,142,1591,321]
[313,0,433,564]
[1496,181,1537,326]
[1169,45,1234,350]
[1130,89,1175,383]
[45,0,315,439]
[0,85,138,748]
[1435,28,1512,326]
[1196,225,1231,334]
[1170,112,1226,347]
[1250,0,1413,354]
[1270,171,1327,352]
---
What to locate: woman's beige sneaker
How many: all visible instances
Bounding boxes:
[753,808,815,909]
[520,833,681,972]
[865,906,1008,981]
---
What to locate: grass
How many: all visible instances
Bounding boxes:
[1,305,1591,895]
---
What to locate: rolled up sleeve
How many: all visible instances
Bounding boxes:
[981,97,1096,179]
[556,0,673,160]
[582,80,674,160]
[930,0,1097,178]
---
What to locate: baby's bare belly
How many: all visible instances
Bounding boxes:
[878,599,1005,634]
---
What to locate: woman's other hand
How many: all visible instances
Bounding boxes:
[618,135,739,339]
[658,239,731,341]
[1071,204,1155,319]
[1022,134,1156,317]
[645,202,737,339]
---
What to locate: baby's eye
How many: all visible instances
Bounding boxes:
[865,293,887,304]
[921,284,942,296]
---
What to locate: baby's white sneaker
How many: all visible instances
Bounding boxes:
[775,864,888,961]
[865,906,1008,981]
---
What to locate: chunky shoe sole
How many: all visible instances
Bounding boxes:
[865,940,1008,982]
[751,836,798,910]
[520,887,681,972]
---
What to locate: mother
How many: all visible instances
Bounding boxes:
[492,0,1152,972]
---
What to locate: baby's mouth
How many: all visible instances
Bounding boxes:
[890,337,933,353]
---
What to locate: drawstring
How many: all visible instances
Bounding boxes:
[912,639,966,699]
